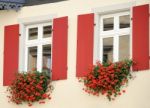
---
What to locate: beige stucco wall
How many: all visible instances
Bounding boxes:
[0,0,150,108]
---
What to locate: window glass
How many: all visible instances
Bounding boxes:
[42,44,51,77]
[28,46,37,71]
[119,15,130,29]
[25,23,52,73]
[103,17,114,31]
[100,12,130,62]
[103,37,113,62]
[119,35,130,61]
[43,25,52,38]
[28,27,38,40]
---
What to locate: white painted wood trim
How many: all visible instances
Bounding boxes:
[18,14,56,25]
[37,26,43,72]
[92,2,136,14]
[19,24,26,72]
[19,14,55,72]
[93,14,100,64]
[92,2,135,64]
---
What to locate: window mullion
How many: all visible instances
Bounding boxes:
[99,16,103,62]
[37,26,43,72]
[23,23,53,73]
[100,16,103,33]
[24,47,28,72]
[24,27,28,72]
[114,16,119,62]
[37,45,42,72]
[114,36,119,62]
[99,12,130,63]
[99,37,103,62]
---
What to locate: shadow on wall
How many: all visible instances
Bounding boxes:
[25,0,68,6]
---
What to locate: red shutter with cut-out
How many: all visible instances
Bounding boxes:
[76,13,94,77]
[3,24,19,86]
[132,4,149,71]
[52,16,68,80]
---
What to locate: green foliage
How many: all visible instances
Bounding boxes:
[79,59,134,101]
[7,71,53,106]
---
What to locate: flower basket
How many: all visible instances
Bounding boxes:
[79,60,134,101]
[7,71,53,106]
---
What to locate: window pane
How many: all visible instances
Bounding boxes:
[119,35,130,61]
[28,46,37,71]
[43,25,52,38]
[29,27,38,40]
[103,17,114,31]
[103,37,113,62]
[119,15,130,28]
[42,44,51,77]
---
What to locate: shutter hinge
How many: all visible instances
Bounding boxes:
[94,23,96,26]
[131,18,133,20]
[19,34,21,36]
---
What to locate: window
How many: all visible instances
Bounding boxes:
[99,11,131,62]
[24,23,52,76]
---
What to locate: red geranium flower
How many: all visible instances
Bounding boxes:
[79,59,134,101]
[7,71,53,106]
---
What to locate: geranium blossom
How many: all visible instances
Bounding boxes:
[79,60,134,101]
[7,71,53,106]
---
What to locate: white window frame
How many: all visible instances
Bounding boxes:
[18,14,56,72]
[24,23,52,72]
[99,11,130,62]
[92,2,135,64]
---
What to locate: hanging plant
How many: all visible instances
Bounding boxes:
[79,59,134,101]
[7,71,53,106]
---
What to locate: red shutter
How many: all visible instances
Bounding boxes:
[132,4,149,71]
[76,13,94,77]
[52,16,68,80]
[3,24,19,86]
